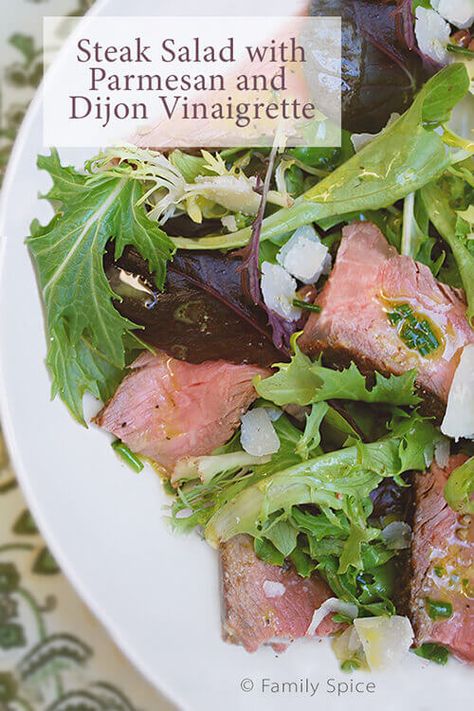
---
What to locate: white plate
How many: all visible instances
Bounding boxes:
[0,1,473,709]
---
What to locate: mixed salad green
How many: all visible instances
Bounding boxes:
[171,337,443,618]
[28,62,474,667]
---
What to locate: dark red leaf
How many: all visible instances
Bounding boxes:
[106,248,283,368]
[309,0,434,132]
[238,144,294,353]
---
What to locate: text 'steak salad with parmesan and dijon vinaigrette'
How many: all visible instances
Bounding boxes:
[29,1,474,672]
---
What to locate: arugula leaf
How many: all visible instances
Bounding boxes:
[444,456,474,515]
[339,522,378,575]
[28,150,175,423]
[256,339,420,407]
[400,191,445,276]
[172,64,470,250]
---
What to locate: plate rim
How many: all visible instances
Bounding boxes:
[0,1,182,707]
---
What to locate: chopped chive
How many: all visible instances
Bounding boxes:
[413,643,449,665]
[447,44,474,58]
[111,440,144,473]
[293,299,321,313]
[425,598,453,620]
[387,303,440,356]
[388,311,403,325]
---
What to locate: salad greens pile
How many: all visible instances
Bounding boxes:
[171,341,443,616]
[29,62,474,630]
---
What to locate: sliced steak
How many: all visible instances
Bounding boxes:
[95,351,266,473]
[220,534,340,653]
[299,223,474,417]
[411,455,474,663]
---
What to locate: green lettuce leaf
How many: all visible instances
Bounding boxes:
[28,150,175,423]
[254,537,285,566]
[170,413,304,532]
[256,339,420,407]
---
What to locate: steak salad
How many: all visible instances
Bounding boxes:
[29,2,474,672]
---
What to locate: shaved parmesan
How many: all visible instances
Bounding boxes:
[221,214,238,232]
[353,616,414,671]
[332,625,363,662]
[261,262,300,320]
[264,407,283,422]
[263,580,285,598]
[415,7,451,64]
[277,225,331,284]
[240,408,280,457]
[436,0,474,29]
[306,598,358,637]
[381,521,412,550]
[175,508,193,519]
[441,344,474,440]
[434,437,451,468]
